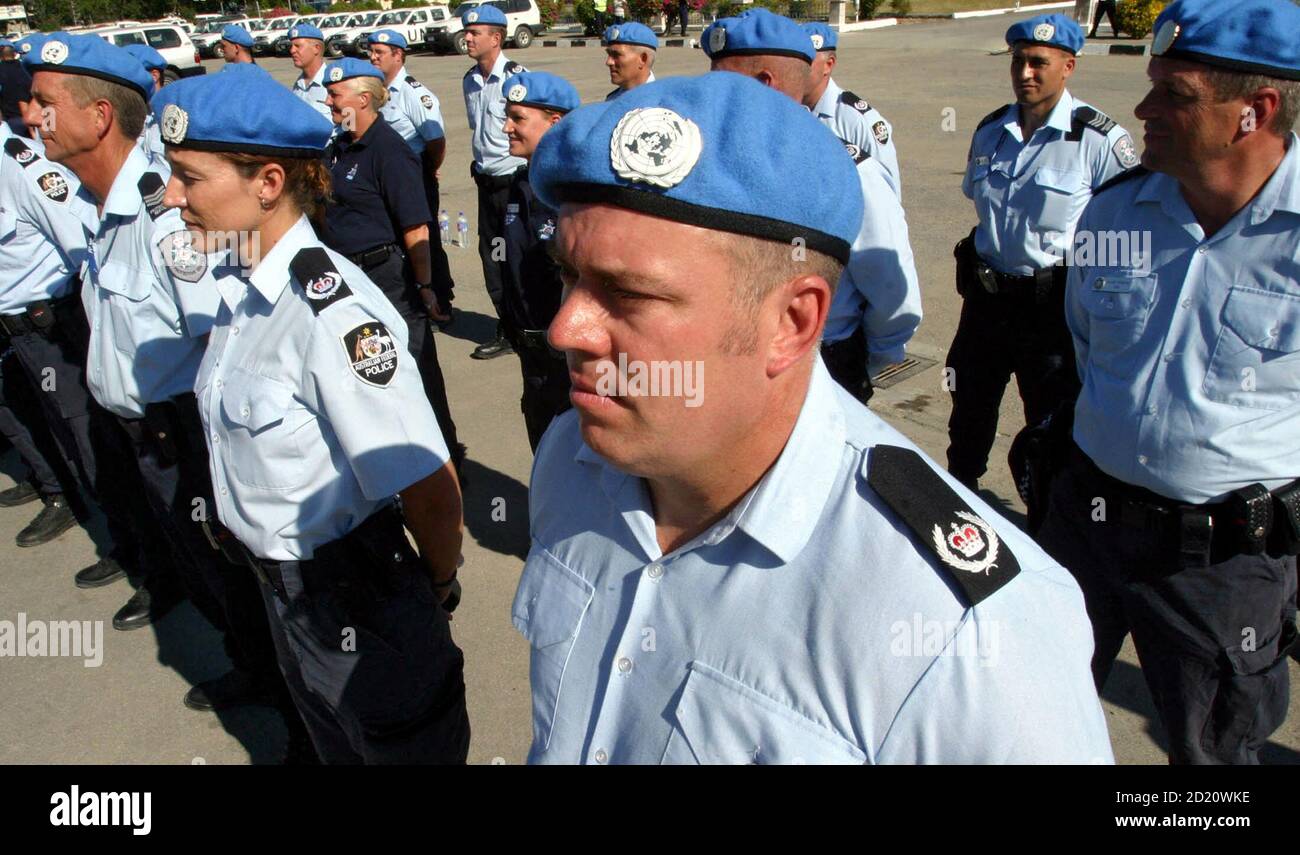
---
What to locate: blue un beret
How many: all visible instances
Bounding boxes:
[151,64,333,158]
[323,57,385,85]
[462,5,509,28]
[1005,13,1084,55]
[26,33,154,101]
[1152,0,1300,81]
[603,22,658,50]
[702,8,815,64]
[289,23,325,42]
[221,25,254,48]
[16,33,49,65]
[367,29,408,49]
[802,22,837,52]
[503,71,580,114]
[123,43,167,73]
[531,73,863,264]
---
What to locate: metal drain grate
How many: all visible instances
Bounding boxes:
[871,354,938,389]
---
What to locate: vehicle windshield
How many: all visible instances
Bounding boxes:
[321,14,348,27]
[375,11,407,24]
[249,20,269,31]
[269,18,295,30]
[357,12,380,25]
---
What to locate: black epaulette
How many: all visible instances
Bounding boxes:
[1093,165,1149,196]
[137,172,167,220]
[838,136,870,165]
[290,247,354,316]
[975,105,1011,132]
[464,64,476,78]
[503,60,526,76]
[1067,105,1116,142]
[839,90,871,114]
[867,445,1021,607]
[4,137,38,168]
[405,74,424,89]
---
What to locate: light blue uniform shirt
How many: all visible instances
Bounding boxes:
[79,147,219,419]
[291,63,333,122]
[137,112,166,165]
[811,77,901,199]
[382,66,445,154]
[463,52,526,177]
[0,125,92,313]
[1067,135,1300,505]
[516,358,1113,764]
[964,89,1136,275]
[822,150,922,367]
[197,216,449,561]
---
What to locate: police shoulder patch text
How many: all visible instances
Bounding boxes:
[289,246,354,315]
[36,170,70,203]
[342,321,398,387]
[137,172,168,220]
[867,445,1021,606]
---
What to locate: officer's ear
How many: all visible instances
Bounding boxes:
[823,51,836,74]
[255,161,288,207]
[1061,53,1076,79]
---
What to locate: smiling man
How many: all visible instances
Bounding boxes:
[514,72,1113,765]
[1037,0,1300,765]
[601,23,656,101]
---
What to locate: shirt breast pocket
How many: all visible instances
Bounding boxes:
[221,369,309,491]
[1203,286,1300,410]
[1078,269,1157,372]
[95,260,154,357]
[1030,166,1084,233]
[511,545,593,753]
[660,662,867,765]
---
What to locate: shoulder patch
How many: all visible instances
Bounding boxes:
[1094,165,1149,196]
[1111,133,1139,169]
[342,321,399,387]
[404,74,424,89]
[839,90,871,114]
[1072,105,1116,139]
[420,93,435,110]
[137,172,168,220]
[976,105,1011,132]
[5,137,38,168]
[867,445,1021,607]
[290,246,354,315]
[158,229,207,283]
[36,170,70,203]
[503,60,526,76]
[838,136,869,164]
[871,119,890,146]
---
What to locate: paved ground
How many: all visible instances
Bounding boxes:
[2,14,1297,765]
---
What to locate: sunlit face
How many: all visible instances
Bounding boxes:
[604,44,649,88]
[162,148,265,253]
[503,103,560,159]
[325,80,369,129]
[1010,43,1074,108]
[28,72,98,164]
[547,204,777,476]
[148,68,163,91]
[368,43,403,78]
[219,39,243,63]
[290,37,323,71]
[464,24,502,60]
[1134,56,1246,177]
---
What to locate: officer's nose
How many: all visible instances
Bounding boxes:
[162,172,187,211]
[548,283,609,359]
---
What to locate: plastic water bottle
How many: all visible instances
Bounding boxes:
[455,212,469,248]
[438,210,451,246]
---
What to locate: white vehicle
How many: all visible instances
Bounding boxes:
[272,13,331,56]
[348,5,449,56]
[94,23,205,83]
[192,17,257,58]
[427,0,542,55]
[325,10,383,57]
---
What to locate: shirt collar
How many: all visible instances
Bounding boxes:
[246,215,318,306]
[812,76,842,120]
[101,146,151,218]
[1137,132,1300,225]
[1044,89,1075,133]
[573,356,847,564]
[387,64,406,92]
[486,51,510,82]
[297,63,326,90]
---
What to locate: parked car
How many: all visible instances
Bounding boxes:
[426,0,542,55]
[192,17,256,59]
[274,13,329,56]
[350,5,447,56]
[321,11,383,57]
[94,23,205,82]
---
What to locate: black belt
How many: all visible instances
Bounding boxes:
[345,243,400,271]
[471,164,518,190]
[0,293,76,337]
[974,257,1062,296]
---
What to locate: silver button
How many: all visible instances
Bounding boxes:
[1137,454,1148,465]
[231,327,240,335]
[646,563,663,579]
[1181,299,1191,308]
[594,749,607,764]
[240,406,250,418]
[616,657,632,674]
[1197,246,1207,254]
[1164,353,1175,362]
[1093,277,1105,290]
[1270,325,1281,337]
[1146,405,1157,415]
[211,434,220,444]
[219,487,228,496]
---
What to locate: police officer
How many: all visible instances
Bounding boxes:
[499,71,576,450]
[462,4,526,360]
[601,23,656,101]
[366,29,456,324]
[0,340,72,541]
[703,9,922,406]
[802,22,901,198]
[288,23,331,122]
[518,73,1112,764]
[28,38,302,734]
[1037,0,1300,765]
[321,58,465,472]
[0,38,32,136]
[218,25,256,66]
[123,43,166,163]
[946,14,1136,493]
[155,68,470,763]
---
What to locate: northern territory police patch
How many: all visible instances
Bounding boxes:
[158,230,207,283]
[1112,134,1139,169]
[343,322,398,387]
[37,170,69,202]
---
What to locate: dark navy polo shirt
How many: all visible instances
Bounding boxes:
[322,116,430,256]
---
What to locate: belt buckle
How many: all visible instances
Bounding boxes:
[975,264,999,294]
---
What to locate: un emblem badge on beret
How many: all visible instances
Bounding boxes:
[160,104,189,144]
[467,10,479,23]
[1152,20,1179,55]
[1033,22,1055,41]
[329,66,343,82]
[610,27,620,40]
[810,33,824,50]
[610,107,702,189]
[290,27,300,38]
[40,40,68,64]
[377,32,390,43]
[708,26,726,53]
[507,84,527,102]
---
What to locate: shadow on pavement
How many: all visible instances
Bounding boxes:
[436,308,499,347]
[461,456,529,561]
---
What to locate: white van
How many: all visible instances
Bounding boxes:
[94,23,205,82]
[349,5,450,56]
